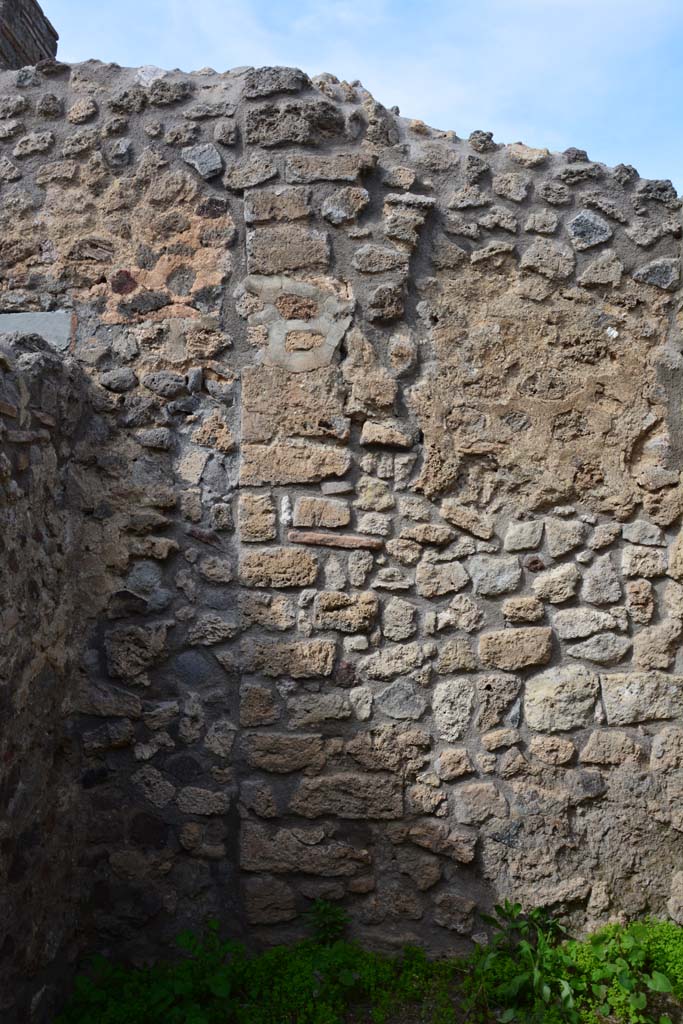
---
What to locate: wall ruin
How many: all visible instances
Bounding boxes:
[2,57,683,1021]
[0,0,58,71]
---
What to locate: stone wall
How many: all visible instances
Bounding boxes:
[0,0,58,70]
[0,333,97,1021]
[2,57,683,1020]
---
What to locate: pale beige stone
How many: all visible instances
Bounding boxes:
[479,628,552,670]
[293,496,350,528]
[502,596,544,622]
[416,559,469,598]
[313,590,379,632]
[532,564,581,603]
[239,493,277,542]
[601,672,683,725]
[240,442,351,485]
[528,734,575,765]
[440,500,494,538]
[632,619,682,669]
[435,639,478,673]
[436,748,474,780]
[524,665,599,732]
[432,679,475,741]
[239,547,318,588]
[580,730,641,765]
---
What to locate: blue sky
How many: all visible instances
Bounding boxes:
[44,0,683,190]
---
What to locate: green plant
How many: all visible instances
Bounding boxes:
[55,907,683,1024]
[304,899,350,945]
[56,910,457,1024]
[463,906,680,1024]
[463,899,581,1023]
[566,921,674,1024]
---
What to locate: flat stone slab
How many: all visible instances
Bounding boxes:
[0,310,72,351]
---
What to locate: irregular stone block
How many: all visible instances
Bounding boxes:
[545,517,586,557]
[244,185,311,223]
[104,624,168,682]
[293,496,350,528]
[440,500,494,538]
[532,563,582,603]
[453,782,508,824]
[601,672,683,725]
[552,608,621,639]
[520,238,575,279]
[382,597,417,641]
[567,210,612,249]
[476,674,522,730]
[360,419,416,448]
[239,492,277,542]
[432,679,475,741]
[582,554,621,604]
[289,530,383,551]
[360,642,432,680]
[289,773,403,819]
[633,257,680,291]
[416,559,469,598]
[502,596,544,622]
[503,520,543,551]
[468,554,521,596]
[244,66,310,98]
[434,891,476,933]
[246,225,329,274]
[239,547,318,588]
[285,151,376,183]
[244,100,345,147]
[242,638,335,678]
[479,627,552,670]
[244,876,297,925]
[240,442,351,485]
[322,186,370,224]
[376,679,428,720]
[435,639,477,673]
[566,632,631,665]
[580,730,641,766]
[223,153,278,190]
[622,545,667,578]
[650,727,683,773]
[632,620,682,670]
[241,821,368,875]
[176,787,230,816]
[181,142,223,178]
[241,365,349,444]
[313,591,378,632]
[244,733,325,773]
[283,691,350,730]
[524,665,599,732]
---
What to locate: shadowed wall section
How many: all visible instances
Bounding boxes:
[1,59,683,1022]
[0,0,57,70]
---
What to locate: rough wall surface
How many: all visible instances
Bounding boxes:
[0,0,58,70]
[2,57,683,1020]
[0,334,96,1021]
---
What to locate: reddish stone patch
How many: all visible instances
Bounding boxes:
[110,269,138,295]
